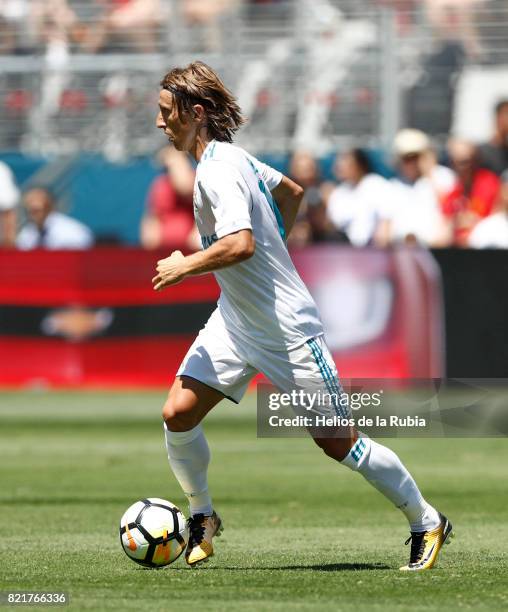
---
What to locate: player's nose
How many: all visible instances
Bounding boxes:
[156,111,165,129]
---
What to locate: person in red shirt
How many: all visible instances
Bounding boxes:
[140,146,199,251]
[442,139,501,246]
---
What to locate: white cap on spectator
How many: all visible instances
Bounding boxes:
[393,129,430,156]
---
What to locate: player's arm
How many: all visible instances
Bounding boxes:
[271,176,304,237]
[152,229,254,291]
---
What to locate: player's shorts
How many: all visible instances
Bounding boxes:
[176,309,350,419]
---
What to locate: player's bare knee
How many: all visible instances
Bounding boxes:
[162,396,196,431]
[163,408,198,432]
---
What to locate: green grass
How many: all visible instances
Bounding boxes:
[0,391,507,611]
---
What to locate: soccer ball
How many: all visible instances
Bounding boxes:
[119,498,187,568]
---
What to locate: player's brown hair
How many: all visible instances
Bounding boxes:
[160,61,245,143]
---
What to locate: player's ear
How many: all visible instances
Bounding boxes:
[192,104,206,124]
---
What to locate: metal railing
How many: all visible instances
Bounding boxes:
[0,0,507,158]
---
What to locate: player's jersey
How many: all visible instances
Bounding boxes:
[193,139,323,350]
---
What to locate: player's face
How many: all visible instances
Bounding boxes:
[156,90,197,152]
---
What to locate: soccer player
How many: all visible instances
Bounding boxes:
[152,61,453,571]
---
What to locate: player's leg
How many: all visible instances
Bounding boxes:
[163,375,224,517]
[315,432,453,571]
[162,376,225,566]
[312,434,441,533]
[162,314,256,565]
[254,335,452,570]
[305,337,452,571]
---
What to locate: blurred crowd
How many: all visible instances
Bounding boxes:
[0,0,489,49]
[1,98,508,251]
[284,105,508,250]
[0,0,492,58]
[1,0,505,159]
[0,0,242,57]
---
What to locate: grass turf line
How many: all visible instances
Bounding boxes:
[0,391,507,611]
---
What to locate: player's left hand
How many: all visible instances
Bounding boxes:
[152,250,188,291]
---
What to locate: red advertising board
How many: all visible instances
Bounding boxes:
[0,246,444,387]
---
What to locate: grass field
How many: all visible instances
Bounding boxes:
[1,390,507,611]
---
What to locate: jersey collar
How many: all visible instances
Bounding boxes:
[199,139,217,164]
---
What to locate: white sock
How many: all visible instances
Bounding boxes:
[163,423,213,517]
[341,437,441,532]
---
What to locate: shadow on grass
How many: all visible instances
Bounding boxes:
[275,562,391,572]
[151,562,390,572]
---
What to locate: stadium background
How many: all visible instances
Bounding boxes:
[1,2,507,610]
[1,0,508,384]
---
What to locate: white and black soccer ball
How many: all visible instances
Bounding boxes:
[119,498,187,568]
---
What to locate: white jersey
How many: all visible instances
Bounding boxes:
[193,140,323,351]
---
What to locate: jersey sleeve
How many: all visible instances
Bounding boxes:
[252,159,283,191]
[244,152,283,192]
[198,161,253,239]
[257,161,282,191]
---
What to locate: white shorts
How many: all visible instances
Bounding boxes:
[177,309,348,417]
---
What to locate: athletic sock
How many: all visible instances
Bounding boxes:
[341,437,441,532]
[163,423,213,517]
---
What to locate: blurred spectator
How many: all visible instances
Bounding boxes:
[406,0,473,136]
[0,0,31,53]
[327,148,393,247]
[286,150,342,247]
[182,0,238,51]
[1,0,78,56]
[0,160,20,247]
[442,139,501,247]
[290,151,324,209]
[305,199,347,244]
[140,146,198,251]
[376,1,418,35]
[389,129,456,246]
[83,0,163,53]
[17,187,93,249]
[30,0,78,54]
[406,39,465,137]
[27,0,79,141]
[478,99,508,177]
[424,0,485,58]
[183,0,238,23]
[469,171,508,249]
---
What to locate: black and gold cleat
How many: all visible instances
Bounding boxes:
[185,510,223,567]
[400,512,454,571]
